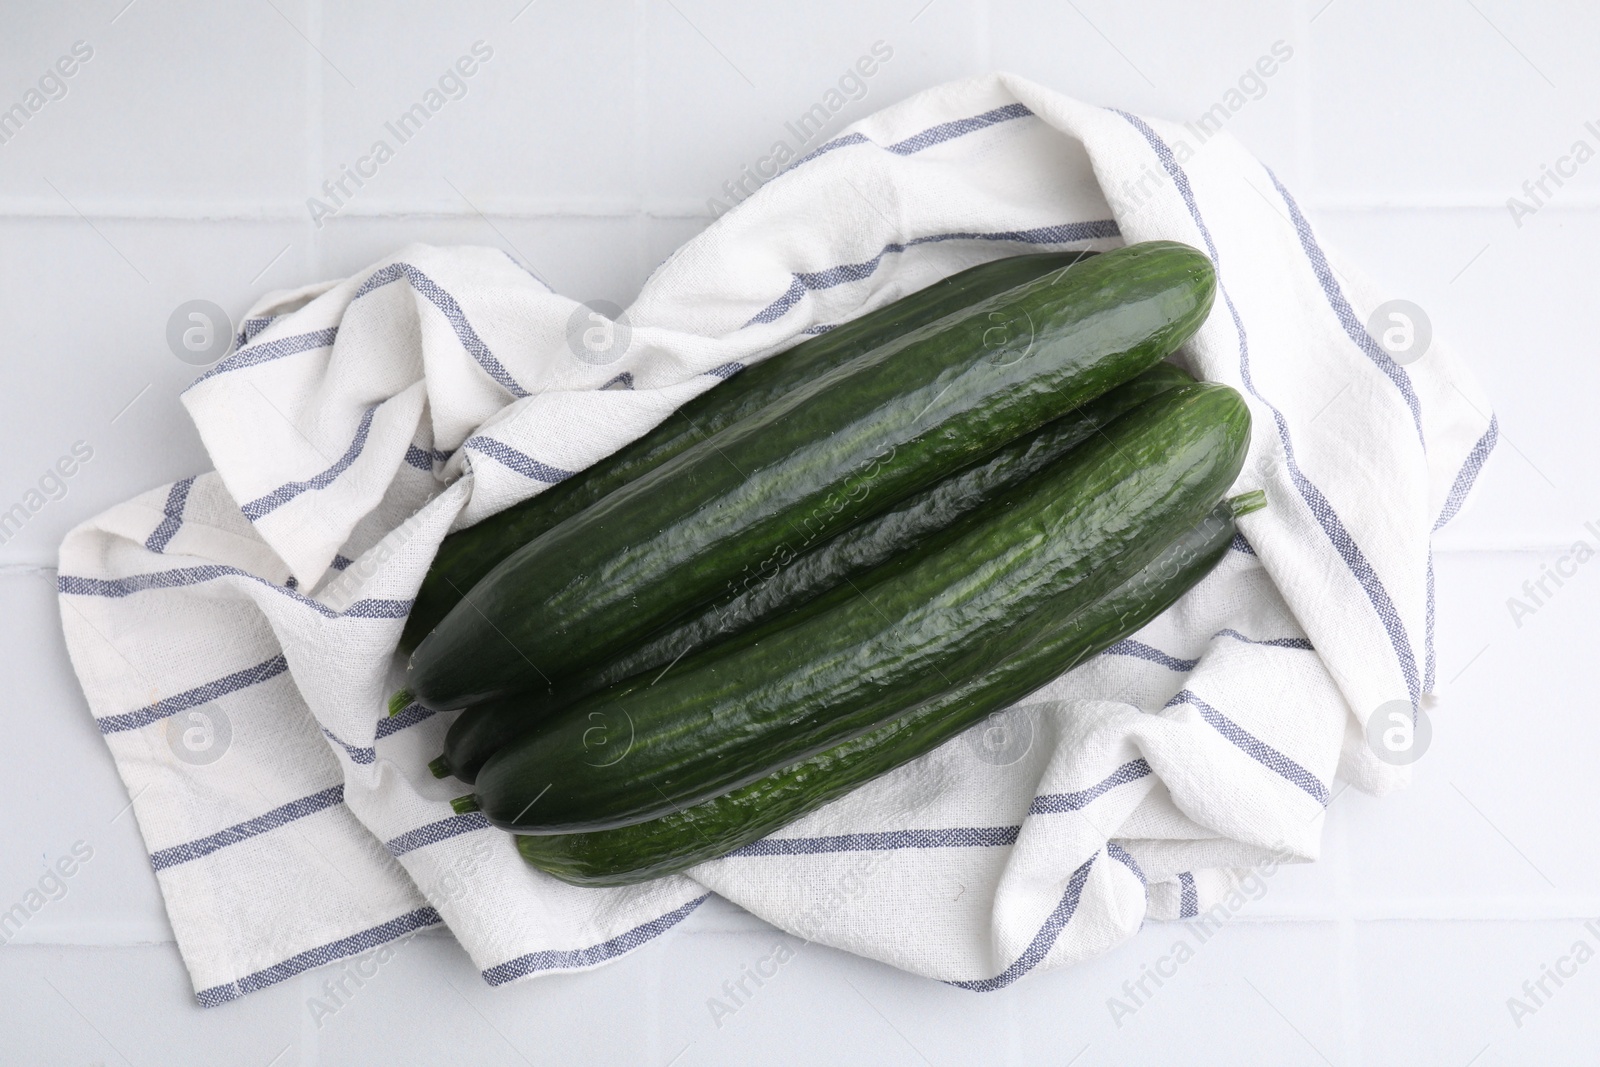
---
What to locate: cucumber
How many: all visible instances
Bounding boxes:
[403,241,1217,711]
[463,381,1251,833]
[433,362,1195,784]
[515,492,1264,886]
[399,251,1099,652]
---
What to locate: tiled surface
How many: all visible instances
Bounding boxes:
[2,1,1593,1062]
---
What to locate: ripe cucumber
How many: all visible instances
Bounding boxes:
[403,241,1217,710]
[515,492,1263,887]
[462,381,1251,833]
[433,362,1195,784]
[399,251,1099,652]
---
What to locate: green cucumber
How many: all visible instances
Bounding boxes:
[516,492,1264,887]
[434,362,1194,784]
[404,241,1217,710]
[399,251,1099,652]
[463,381,1250,833]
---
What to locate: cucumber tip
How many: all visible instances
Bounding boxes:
[1226,489,1268,518]
[387,688,414,717]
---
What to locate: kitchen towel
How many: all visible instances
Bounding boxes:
[57,71,1496,1005]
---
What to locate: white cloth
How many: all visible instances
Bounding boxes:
[57,72,1495,1004]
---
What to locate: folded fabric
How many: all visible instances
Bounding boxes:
[57,71,1495,1005]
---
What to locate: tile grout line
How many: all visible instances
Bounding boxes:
[1334,799,1365,1067]
[306,0,326,289]
[300,3,325,1065]
[633,0,649,308]
[5,198,1600,221]
[1293,0,1314,212]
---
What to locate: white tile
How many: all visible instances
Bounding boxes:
[318,0,639,215]
[0,0,312,209]
[0,944,298,1064]
[638,0,989,213]
[0,219,314,565]
[1305,0,1596,202]
[992,0,1303,185]
[1352,920,1600,1066]
[305,930,641,1066]
[1336,550,1600,910]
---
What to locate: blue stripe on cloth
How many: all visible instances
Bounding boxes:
[144,477,195,554]
[725,825,1020,858]
[785,131,873,172]
[787,103,1036,174]
[194,906,442,1007]
[354,262,530,398]
[482,894,710,986]
[403,443,452,472]
[1112,108,1422,713]
[96,653,289,735]
[1424,415,1498,691]
[1214,628,1315,651]
[1107,842,1146,886]
[705,361,744,379]
[1230,532,1255,556]
[1165,688,1331,805]
[949,856,1095,992]
[1264,167,1425,450]
[744,220,1122,326]
[1102,632,1311,675]
[887,102,1036,154]
[1434,415,1498,532]
[1103,639,1198,673]
[235,316,277,348]
[1178,871,1199,918]
[1425,552,1437,695]
[321,728,374,766]
[463,435,576,484]
[729,762,1150,857]
[1029,758,1152,815]
[386,813,492,856]
[149,785,344,871]
[58,565,411,620]
[240,406,377,521]
[189,326,339,388]
[376,701,436,739]
[330,554,354,571]
[601,371,634,390]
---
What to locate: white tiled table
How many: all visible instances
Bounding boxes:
[2,2,1594,1063]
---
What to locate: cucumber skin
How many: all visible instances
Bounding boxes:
[437,362,1195,784]
[517,500,1241,887]
[471,381,1250,833]
[398,252,1098,653]
[407,242,1217,710]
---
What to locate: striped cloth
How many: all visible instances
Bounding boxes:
[57,72,1494,1004]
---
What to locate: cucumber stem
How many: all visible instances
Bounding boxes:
[1225,489,1268,518]
[428,756,452,780]
[387,688,414,718]
[451,795,481,815]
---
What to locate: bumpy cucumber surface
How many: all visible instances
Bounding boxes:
[435,362,1194,784]
[465,381,1250,833]
[406,241,1217,710]
[515,494,1260,887]
[399,251,1098,652]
